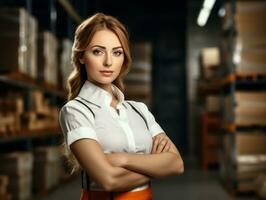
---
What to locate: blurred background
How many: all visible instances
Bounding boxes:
[0,0,265,199]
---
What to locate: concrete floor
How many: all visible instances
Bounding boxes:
[40,158,256,200]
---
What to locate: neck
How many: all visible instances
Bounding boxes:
[92,81,117,100]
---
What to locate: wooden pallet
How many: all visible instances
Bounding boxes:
[222,122,266,132]
[236,73,266,81]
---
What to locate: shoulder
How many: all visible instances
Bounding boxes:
[60,100,80,114]
[59,99,94,121]
[125,100,149,112]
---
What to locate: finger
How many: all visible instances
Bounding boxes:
[151,137,160,154]
[156,139,167,153]
[161,140,169,152]
[162,143,171,153]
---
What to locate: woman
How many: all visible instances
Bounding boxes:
[59,12,184,200]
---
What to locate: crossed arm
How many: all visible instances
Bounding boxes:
[70,132,184,192]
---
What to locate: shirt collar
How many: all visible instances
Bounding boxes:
[78,80,125,108]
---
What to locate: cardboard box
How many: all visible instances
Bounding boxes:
[223,92,266,125]
[200,47,220,68]
[206,95,220,113]
[235,1,266,38]
[0,8,28,74]
[235,48,266,74]
[236,133,266,155]
[0,152,33,176]
[59,38,73,89]
[0,175,9,195]
[224,1,266,38]
[234,92,266,125]
[33,147,62,192]
[38,31,58,85]
[26,14,38,78]
[8,173,31,200]
[0,152,33,200]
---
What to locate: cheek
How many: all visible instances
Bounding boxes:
[84,56,102,73]
[84,56,101,66]
[114,57,124,70]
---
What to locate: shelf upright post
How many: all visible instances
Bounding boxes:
[26,0,32,14]
[229,0,238,191]
[24,0,33,113]
[228,0,236,128]
[50,0,57,35]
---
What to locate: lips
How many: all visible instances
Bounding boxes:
[100,70,114,76]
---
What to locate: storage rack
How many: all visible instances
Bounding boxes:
[219,0,266,195]
[197,48,224,170]
[0,0,84,199]
[0,0,78,148]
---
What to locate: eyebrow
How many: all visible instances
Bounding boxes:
[90,45,123,50]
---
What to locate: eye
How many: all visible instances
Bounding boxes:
[113,50,123,57]
[92,49,104,56]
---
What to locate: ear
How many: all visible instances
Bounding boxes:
[79,56,85,64]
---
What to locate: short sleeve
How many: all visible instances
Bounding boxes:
[59,103,98,147]
[137,102,165,137]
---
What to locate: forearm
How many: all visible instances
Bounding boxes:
[108,167,151,192]
[123,152,183,178]
[104,154,151,192]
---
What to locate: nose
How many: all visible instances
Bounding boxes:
[103,52,112,67]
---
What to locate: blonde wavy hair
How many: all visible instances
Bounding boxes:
[67,12,131,100]
[63,13,132,173]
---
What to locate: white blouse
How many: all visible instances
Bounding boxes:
[59,80,165,191]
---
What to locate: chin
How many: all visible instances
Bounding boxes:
[97,77,115,85]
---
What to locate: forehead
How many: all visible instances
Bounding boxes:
[89,29,122,47]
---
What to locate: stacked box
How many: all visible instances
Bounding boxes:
[199,47,221,80]
[0,8,28,74]
[223,92,266,126]
[33,146,62,192]
[0,8,38,78]
[224,1,266,74]
[26,15,38,78]
[21,91,59,130]
[255,174,266,199]
[0,176,12,200]
[236,133,266,180]
[0,152,33,200]
[124,42,152,106]
[0,98,24,136]
[59,38,73,89]
[235,92,266,126]
[206,95,221,113]
[38,31,58,85]
[222,132,266,192]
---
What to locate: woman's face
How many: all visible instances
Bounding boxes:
[80,29,124,86]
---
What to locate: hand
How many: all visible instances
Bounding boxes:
[153,133,180,156]
[105,152,127,167]
[151,136,171,154]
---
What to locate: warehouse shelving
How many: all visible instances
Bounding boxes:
[0,72,65,98]
[0,1,84,199]
[197,47,224,170]
[0,127,61,144]
[200,112,222,170]
[198,73,266,93]
[219,0,266,195]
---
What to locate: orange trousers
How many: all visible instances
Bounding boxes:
[80,187,152,200]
